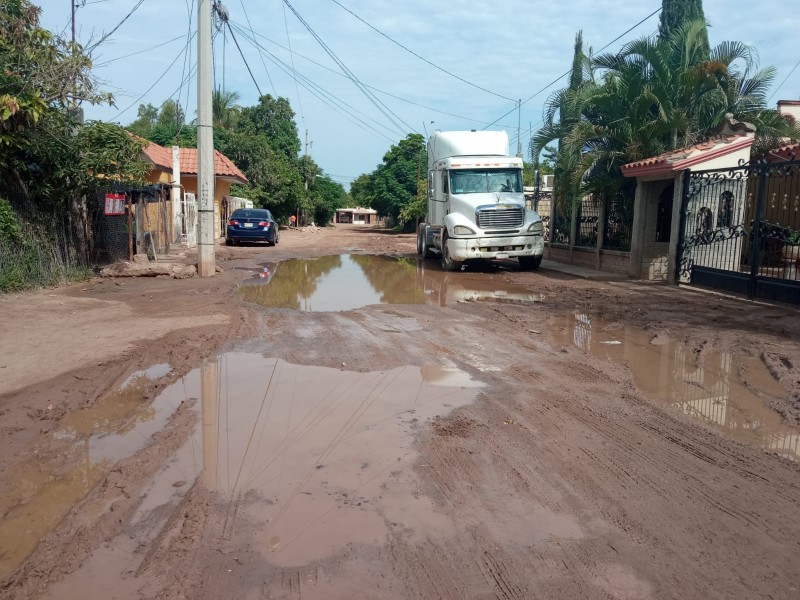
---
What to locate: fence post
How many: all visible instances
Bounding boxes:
[748,163,768,298]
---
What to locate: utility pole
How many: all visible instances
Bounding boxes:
[71,0,76,46]
[516,99,522,158]
[197,0,216,276]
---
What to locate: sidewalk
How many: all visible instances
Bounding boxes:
[539,258,627,281]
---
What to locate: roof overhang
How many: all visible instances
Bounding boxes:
[622,137,754,178]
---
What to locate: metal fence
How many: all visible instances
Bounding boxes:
[678,156,800,304]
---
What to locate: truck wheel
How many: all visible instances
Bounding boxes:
[417,225,434,259]
[518,255,542,271]
[441,231,463,272]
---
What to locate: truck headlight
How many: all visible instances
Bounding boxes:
[527,221,544,234]
[453,225,476,235]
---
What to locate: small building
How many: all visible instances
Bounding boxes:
[621,116,756,281]
[141,140,248,244]
[333,207,378,225]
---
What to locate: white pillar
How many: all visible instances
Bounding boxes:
[171,146,182,244]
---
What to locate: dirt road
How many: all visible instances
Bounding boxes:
[1,225,799,599]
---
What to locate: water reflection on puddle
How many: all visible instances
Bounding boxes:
[4,355,485,584]
[192,354,482,566]
[239,254,543,311]
[0,366,184,579]
[547,313,800,460]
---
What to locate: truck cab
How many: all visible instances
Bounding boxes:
[418,130,545,271]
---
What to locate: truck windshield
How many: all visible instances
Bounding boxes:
[449,169,523,194]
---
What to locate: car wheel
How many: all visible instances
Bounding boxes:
[441,230,463,272]
[225,238,233,246]
[518,255,542,271]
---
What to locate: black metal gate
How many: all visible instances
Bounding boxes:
[677,157,800,304]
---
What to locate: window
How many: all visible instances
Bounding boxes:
[449,169,522,194]
[441,171,449,194]
[696,207,713,236]
[655,183,674,243]
[717,191,734,228]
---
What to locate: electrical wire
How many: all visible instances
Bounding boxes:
[95,34,186,67]
[87,0,147,54]
[282,0,416,136]
[239,0,276,94]
[231,21,396,142]
[768,57,800,102]
[224,19,263,96]
[281,0,305,124]
[483,6,664,130]
[109,30,198,122]
[328,0,515,103]
[230,22,517,130]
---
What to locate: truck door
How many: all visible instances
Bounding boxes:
[429,168,447,226]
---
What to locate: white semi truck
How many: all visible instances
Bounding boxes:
[417,130,545,271]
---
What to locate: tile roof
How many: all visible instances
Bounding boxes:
[765,142,800,162]
[621,135,754,178]
[139,139,248,184]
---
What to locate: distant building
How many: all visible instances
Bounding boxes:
[333,207,378,225]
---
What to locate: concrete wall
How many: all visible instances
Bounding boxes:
[547,245,631,275]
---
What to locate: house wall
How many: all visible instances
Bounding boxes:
[182,176,232,238]
[547,245,631,275]
[631,178,676,280]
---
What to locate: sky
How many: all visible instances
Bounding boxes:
[37,0,800,190]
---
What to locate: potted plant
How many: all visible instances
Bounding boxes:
[784,230,800,263]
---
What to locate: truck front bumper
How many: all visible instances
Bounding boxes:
[446,234,544,262]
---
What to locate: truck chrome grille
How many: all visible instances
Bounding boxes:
[476,207,524,230]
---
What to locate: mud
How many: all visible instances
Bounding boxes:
[2,225,800,599]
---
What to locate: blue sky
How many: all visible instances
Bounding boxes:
[37,0,799,189]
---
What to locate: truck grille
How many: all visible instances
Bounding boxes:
[476,207,524,230]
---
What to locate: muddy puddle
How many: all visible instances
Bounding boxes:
[547,313,800,460]
[0,366,181,580]
[239,254,543,311]
[37,355,484,595]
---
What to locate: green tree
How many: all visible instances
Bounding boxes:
[212,87,240,130]
[308,173,347,225]
[659,0,709,54]
[238,94,301,159]
[0,0,111,148]
[364,133,426,225]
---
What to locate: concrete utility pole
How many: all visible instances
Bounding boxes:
[197,0,216,276]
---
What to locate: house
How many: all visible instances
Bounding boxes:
[333,207,378,225]
[620,115,756,281]
[140,141,248,248]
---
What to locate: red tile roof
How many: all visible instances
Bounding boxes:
[621,135,754,178]
[765,142,800,162]
[140,140,248,184]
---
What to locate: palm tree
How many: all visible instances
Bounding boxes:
[212,88,240,130]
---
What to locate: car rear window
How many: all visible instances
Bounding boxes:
[232,209,273,220]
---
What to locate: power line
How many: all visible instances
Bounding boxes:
[109,30,198,121]
[238,0,275,94]
[87,0,146,54]
[234,20,517,131]
[95,34,186,67]
[231,21,397,142]
[222,17,263,96]
[768,57,800,102]
[282,0,416,136]
[483,6,663,130]
[328,0,515,103]
[281,0,305,123]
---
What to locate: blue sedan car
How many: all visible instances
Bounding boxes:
[225,208,280,246]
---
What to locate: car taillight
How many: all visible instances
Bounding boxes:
[258,221,270,227]
[229,219,239,226]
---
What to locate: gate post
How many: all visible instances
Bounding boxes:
[674,170,691,284]
[748,163,768,298]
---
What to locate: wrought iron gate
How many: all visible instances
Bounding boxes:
[677,157,800,304]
